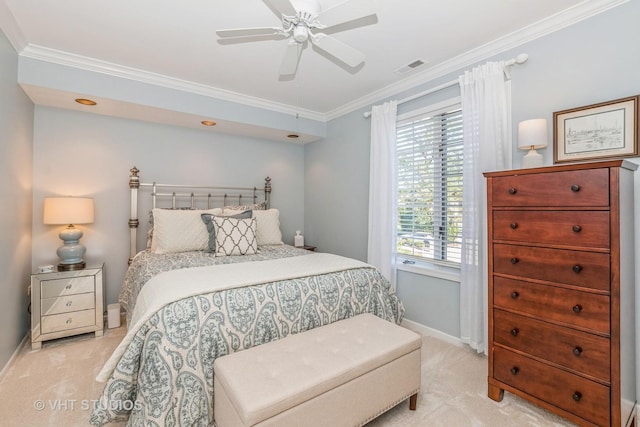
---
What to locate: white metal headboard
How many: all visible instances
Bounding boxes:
[128,166,271,263]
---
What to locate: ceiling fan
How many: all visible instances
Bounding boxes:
[216,0,377,76]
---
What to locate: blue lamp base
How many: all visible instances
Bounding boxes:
[56,225,87,271]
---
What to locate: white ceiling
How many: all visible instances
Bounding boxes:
[0,0,627,127]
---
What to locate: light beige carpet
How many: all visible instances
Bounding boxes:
[0,322,576,427]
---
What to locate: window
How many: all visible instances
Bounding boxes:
[396,102,463,266]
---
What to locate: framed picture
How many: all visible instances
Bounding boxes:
[553,95,639,164]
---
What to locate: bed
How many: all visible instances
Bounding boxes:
[89,167,405,426]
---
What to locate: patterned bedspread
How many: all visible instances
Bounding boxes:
[90,245,404,426]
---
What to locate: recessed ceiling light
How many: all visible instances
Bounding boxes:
[287,134,299,139]
[201,120,217,126]
[75,98,97,106]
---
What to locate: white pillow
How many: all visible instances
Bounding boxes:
[213,216,258,256]
[150,208,221,254]
[253,209,283,245]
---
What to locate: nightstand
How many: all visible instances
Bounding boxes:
[30,262,104,350]
[301,245,316,251]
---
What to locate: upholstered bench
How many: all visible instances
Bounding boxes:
[213,313,422,427]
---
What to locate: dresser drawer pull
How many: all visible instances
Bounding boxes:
[573,304,583,314]
[66,318,72,325]
[65,284,73,290]
[572,225,582,232]
[508,187,517,195]
[510,223,518,229]
[510,291,519,299]
[573,346,583,356]
[572,391,582,402]
[572,264,582,273]
[66,301,72,307]
[510,257,519,265]
[510,367,519,375]
[571,184,581,192]
[510,328,519,337]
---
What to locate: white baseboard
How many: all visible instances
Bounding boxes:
[0,333,29,383]
[401,318,465,348]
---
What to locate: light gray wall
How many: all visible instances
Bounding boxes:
[306,0,640,338]
[31,107,305,305]
[0,29,34,370]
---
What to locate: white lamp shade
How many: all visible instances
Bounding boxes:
[43,197,94,225]
[518,119,548,150]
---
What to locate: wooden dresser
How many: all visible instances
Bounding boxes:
[484,160,637,427]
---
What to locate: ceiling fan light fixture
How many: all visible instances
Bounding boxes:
[292,24,308,43]
[75,98,97,106]
[201,120,217,126]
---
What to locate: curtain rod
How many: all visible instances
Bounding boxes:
[363,53,528,118]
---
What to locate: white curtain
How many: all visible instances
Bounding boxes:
[367,100,398,288]
[458,62,512,354]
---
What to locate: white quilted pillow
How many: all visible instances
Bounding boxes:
[151,208,221,254]
[253,209,283,245]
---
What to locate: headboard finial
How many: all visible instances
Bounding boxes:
[265,176,272,194]
[129,166,140,189]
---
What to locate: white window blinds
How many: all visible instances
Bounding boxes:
[397,105,463,265]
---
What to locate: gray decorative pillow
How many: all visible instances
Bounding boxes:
[213,216,258,256]
[223,201,267,212]
[201,210,252,252]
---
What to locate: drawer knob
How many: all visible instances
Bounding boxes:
[572,264,582,273]
[508,187,517,195]
[571,184,581,192]
[573,346,583,356]
[573,304,583,314]
[510,223,518,230]
[510,257,519,265]
[572,391,582,402]
[510,367,519,375]
[510,291,519,299]
[572,225,582,233]
[510,328,519,337]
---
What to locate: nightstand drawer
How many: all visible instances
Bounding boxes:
[41,293,95,316]
[41,309,96,334]
[493,309,610,381]
[493,347,610,426]
[41,276,95,298]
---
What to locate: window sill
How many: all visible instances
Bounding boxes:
[396,260,460,282]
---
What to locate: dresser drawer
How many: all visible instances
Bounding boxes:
[493,211,609,249]
[491,168,609,207]
[493,244,610,291]
[494,277,610,333]
[493,347,610,426]
[494,309,610,381]
[41,276,95,299]
[41,309,96,334]
[41,293,95,316]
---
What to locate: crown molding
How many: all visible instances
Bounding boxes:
[19,44,327,122]
[0,2,27,53]
[324,0,629,121]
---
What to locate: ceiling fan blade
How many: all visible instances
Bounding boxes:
[264,0,297,17]
[216,27,282,38]
[312,34,365,67]
[280,42,302,75]
[317,0,376,28]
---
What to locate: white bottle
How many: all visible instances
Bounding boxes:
[294,230,304,247]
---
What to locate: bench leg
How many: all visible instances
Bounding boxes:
[409,393,418,410]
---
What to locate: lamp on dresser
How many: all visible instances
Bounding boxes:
[43,196,95,271]
[518,118,548,168]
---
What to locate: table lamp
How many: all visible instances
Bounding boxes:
[43,197,95,271]
[518,118,548,168]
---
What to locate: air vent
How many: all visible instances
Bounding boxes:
[395,59,427,74]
